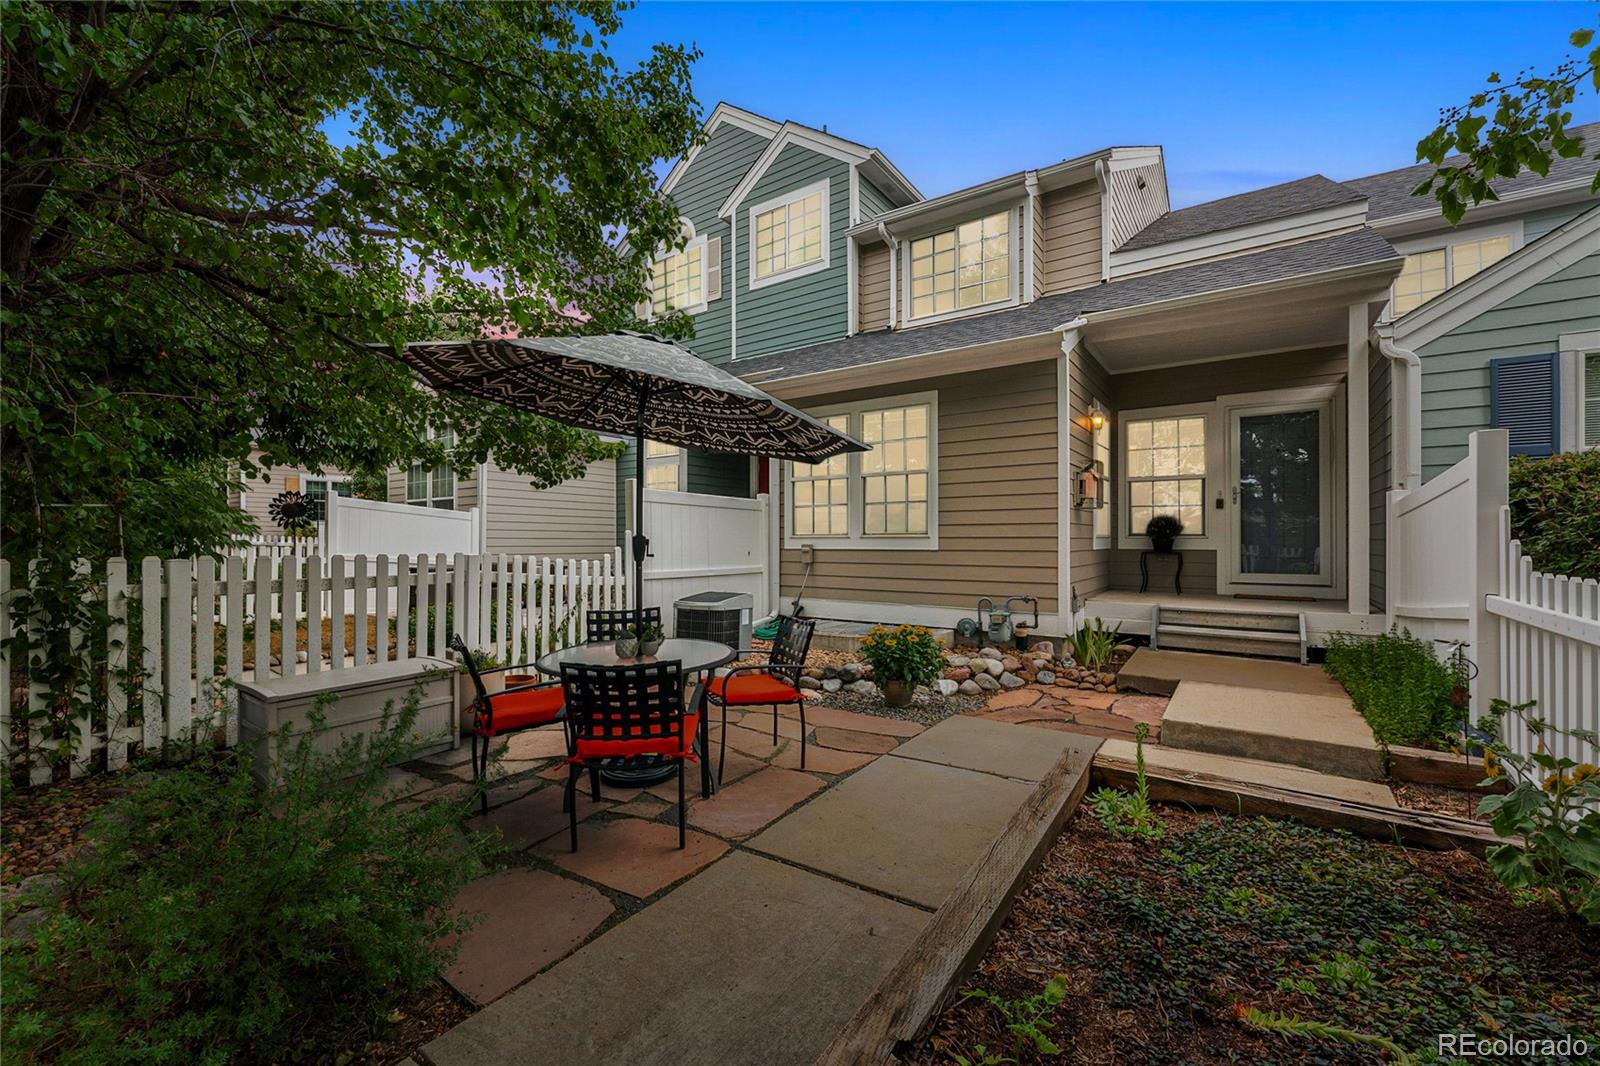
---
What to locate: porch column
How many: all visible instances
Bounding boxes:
[1056,324,1084,633]
[1347,303,1371,615]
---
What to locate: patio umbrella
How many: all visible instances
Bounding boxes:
[393,330,866,612]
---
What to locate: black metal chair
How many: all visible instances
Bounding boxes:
[449,633,567,815]
[585,606,663,644]
[704,614,815,779]
[558,659,702,851]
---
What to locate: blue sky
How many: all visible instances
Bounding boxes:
[610,1,1598,207]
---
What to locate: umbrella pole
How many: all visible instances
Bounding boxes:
[632,386,648,613]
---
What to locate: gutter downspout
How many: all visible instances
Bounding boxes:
[1024,170,1041,302]
[879,221,897,329]
[1094,159,1112,282]
[1375,328,1423,489]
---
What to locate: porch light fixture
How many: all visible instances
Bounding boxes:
[1085,399,1107,431]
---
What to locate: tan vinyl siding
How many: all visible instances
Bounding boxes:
[1040,181,1102,295]
[481,458,616,557]
[778,358,1059,615]
[1068,346,1113,599]
[857,242,891,332]
[237,450,350,533]
[1106,161,1169,250]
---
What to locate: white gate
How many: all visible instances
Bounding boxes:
[624,482,774,633]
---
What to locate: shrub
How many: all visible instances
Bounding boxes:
[1065,616,1122,672]
[858,624,946,687]
[1474,699,1600,925]
[1509,451,1600,578]
[1,687,491,1064]
[1323,627,1459,747]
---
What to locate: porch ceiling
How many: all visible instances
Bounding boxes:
[1083,271,1391,372]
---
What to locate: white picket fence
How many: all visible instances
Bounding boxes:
[0,550,627,783]
[1489,506,1600,765]
[1388,428,1599,765]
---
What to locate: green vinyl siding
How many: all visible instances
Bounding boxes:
[735,144,852,360]
[1523,202,1593,242]
[858,176,895,220]
[1418,250,1600,480]
[668,123,771,367]
[1369,347,1391,612]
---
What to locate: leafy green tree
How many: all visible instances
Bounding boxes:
[1415,16,1598,223]
[1,0,701,569]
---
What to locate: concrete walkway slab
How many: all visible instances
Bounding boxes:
[538,818,728,899]
[889,715,1098,783]
[1120,648,1346,697]
[746,755,1035,909]
[1096,738,1397,806]
[439,868,614,1006]
[422,852,927,1066]
[1161,680,1383,780]
[812,726,900,754]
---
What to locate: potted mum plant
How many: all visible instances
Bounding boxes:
[1145,514,1183,553]
[858,624,946,707]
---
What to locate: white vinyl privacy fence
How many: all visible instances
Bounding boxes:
[625,483,775,629]
[1,550,625,783]
[1388,429,1598,765]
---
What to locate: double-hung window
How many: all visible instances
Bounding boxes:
[749,179,829,288]
[651,238,706,315]
[1124,415,1206,536]
[304,478,351,521]
[407,428,456,509]
[908,210,1013,320]
[1391,234,1514,317]
[644,439,686,491]
[785,394,937,549]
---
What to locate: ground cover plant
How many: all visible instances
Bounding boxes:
[913,808,1600,1065]
[1,688,493,1065]
[1323,626,1460,747]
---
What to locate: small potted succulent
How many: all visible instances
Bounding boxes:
[615,627,641,658]
[858,624,946,707]
[637,620,665,657]
[1145,514,1183,554]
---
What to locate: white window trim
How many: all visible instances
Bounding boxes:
[648,233,709,318]
[899,204,1023,327]
[643,440,689,492]
[784,389,939,551]
[1116,401,1223,551]
[1559,329,1600,452]
[747,178,832,291]
[1386,219,1524,320]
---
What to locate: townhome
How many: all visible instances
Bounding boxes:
[640,105,1596,649]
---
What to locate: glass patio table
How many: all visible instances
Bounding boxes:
[534,638,737,789]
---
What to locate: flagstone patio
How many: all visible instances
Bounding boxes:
[965,682,1170,741]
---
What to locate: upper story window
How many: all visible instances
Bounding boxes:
[908,210,1012,321]
[407,427,456,509]
[650,236,707,315]
[1391,234,1513,317]
[748,178,830,289]
[644,439,686,491]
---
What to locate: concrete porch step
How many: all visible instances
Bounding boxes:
[1159,680,1384,781]
[1155,625,1304,660]
[1096,738,1396,807]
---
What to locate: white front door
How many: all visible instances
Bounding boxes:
[1223,394,1338,591]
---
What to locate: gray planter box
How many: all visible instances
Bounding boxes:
[235,657,458,786]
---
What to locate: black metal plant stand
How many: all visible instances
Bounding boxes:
[1139,550,1182,595]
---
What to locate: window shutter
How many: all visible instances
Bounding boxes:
[704,236,722,302]
[1584,353,1600,450]
[1490,353,1560,458]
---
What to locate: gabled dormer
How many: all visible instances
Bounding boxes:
[647,103,919,364]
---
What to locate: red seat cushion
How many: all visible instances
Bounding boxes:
[573,713,699,762]
[478,686,565,734]
[707,673,801,705]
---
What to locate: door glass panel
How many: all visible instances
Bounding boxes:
[1238,410,1321,576]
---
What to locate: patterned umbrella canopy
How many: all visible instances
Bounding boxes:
[393,330,867,618]
[395,331,865,463]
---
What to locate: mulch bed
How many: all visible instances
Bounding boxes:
[905,806,1598,1065]
[1392,780,1492,822]
[347,979,473,1066]
[1,770,144,884]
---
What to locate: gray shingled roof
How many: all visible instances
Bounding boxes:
[1120,175,1366,251]
[731,229,1399,383]
[1345,120,1600,220]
